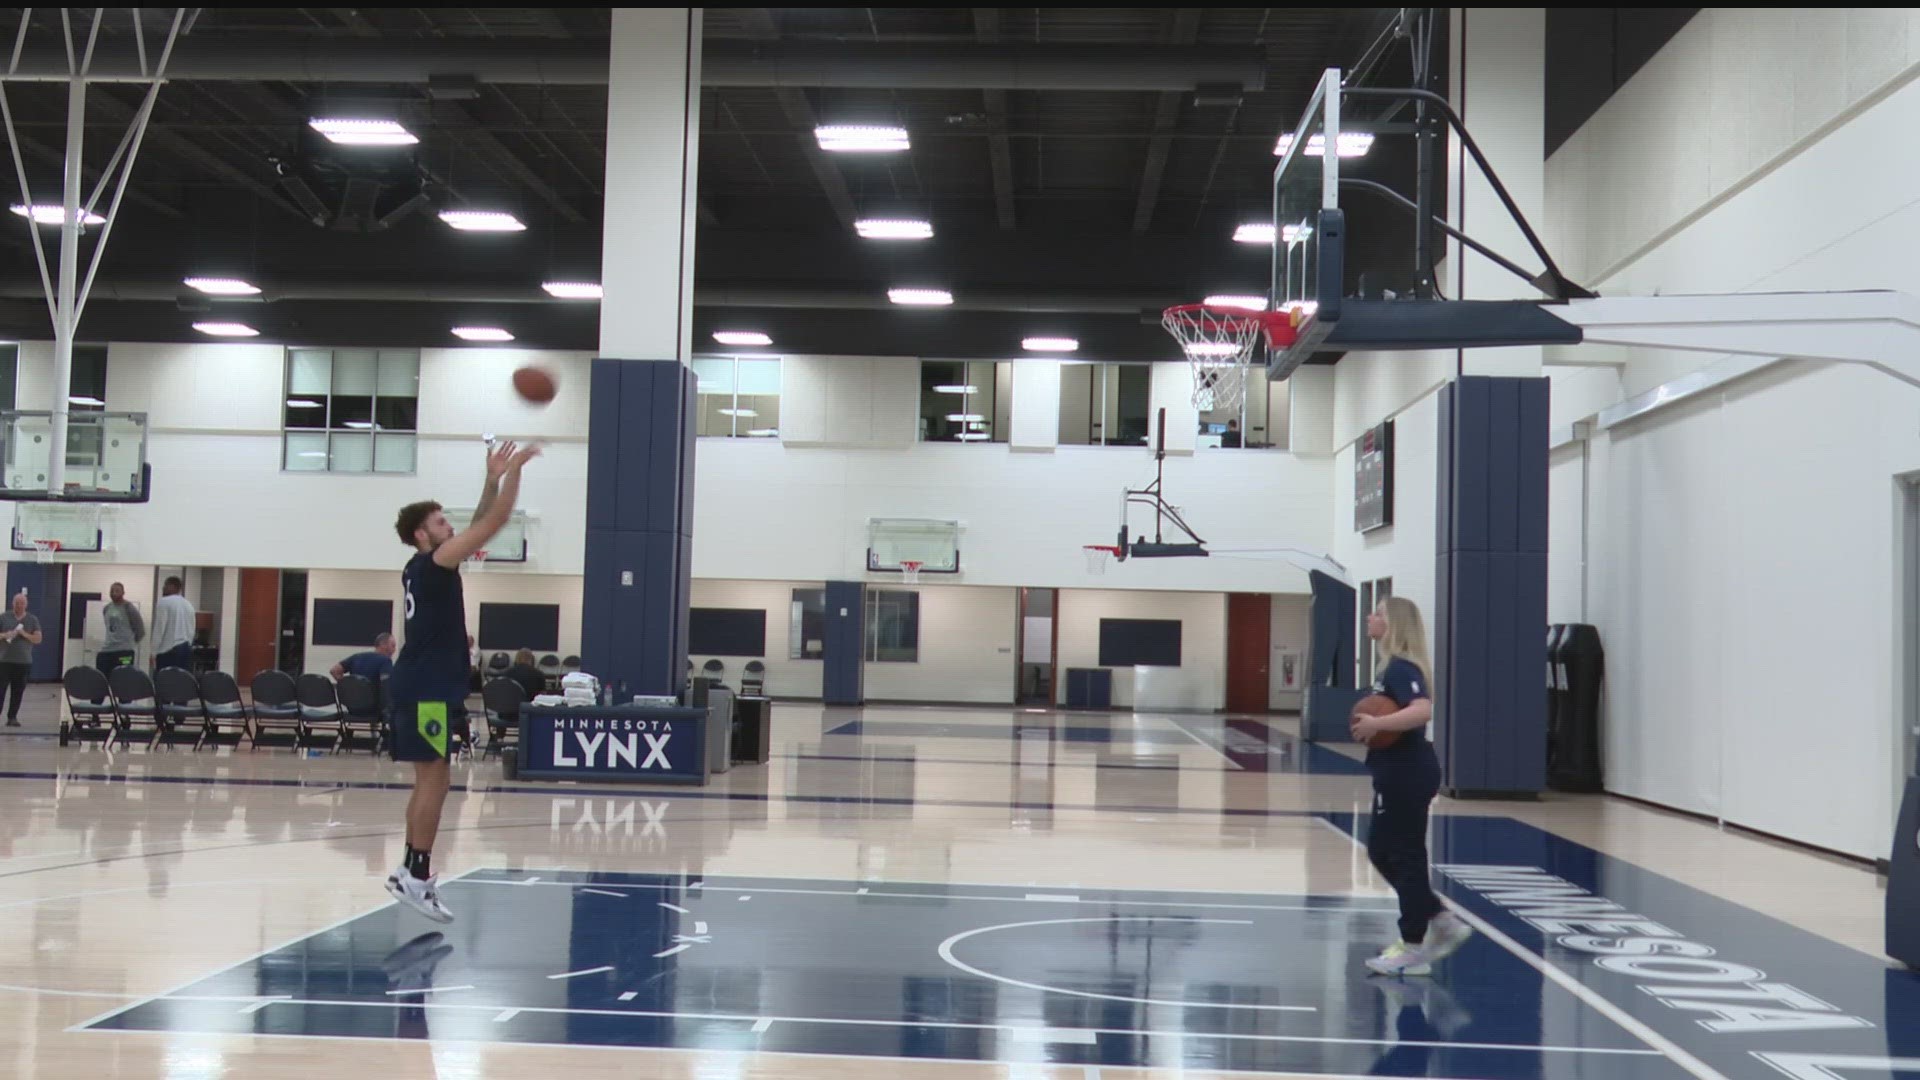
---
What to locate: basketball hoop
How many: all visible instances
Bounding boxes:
[1082,545,1122,574]
[1162,303,1302,411]
[468,549,489,572]
[899,560,922,585]
[30,540,58,564]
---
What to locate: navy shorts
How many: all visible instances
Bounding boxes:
[389,701,466,763]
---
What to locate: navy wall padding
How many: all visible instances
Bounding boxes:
[1308,570,1356,689]
[7,561,65,679]
[1435,377,1549,797]
[580,358,696,700]
[823,581,865,705]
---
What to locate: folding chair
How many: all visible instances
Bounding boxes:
[742,660,767,697]
[60,666,115,747]
[106,667,165,751]
[295,673,345,752]
[195,671,250,748]
[152,667,210,750]
[481,677,525,758]
[248,670,305,750]
[335,674,385,754]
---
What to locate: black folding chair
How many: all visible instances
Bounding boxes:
[196,670,249,747]
[248,670,305,750]
[60,666,114,747]
[481,677,525,758]
[152,667,209,749]
[742,659,767,697]
[296,673,345,752]
[335,674,385,753]
[106,667,164,750]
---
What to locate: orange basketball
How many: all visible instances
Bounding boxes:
[1350,693,1402,750]
[513,365,557,404]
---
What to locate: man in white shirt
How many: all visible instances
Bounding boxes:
[152,576,196,672]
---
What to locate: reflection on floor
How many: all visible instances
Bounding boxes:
[0,702,1904,1078]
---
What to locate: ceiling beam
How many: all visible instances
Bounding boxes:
[452,102,586,224]
[84,87,311,223]
[1131,9,1203,234]
[972,9,1015,230]
[8,127,184,220]
[738,9,857,230]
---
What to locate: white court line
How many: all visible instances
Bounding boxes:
[239,997,287,1014]
[1159,716,1243,769]
[580,889,626,898]
[1023,893,1079,903]
[494,1009,520,1023]
[751,1018,773,1034]
[617,992,637,1002]
[1318,822,1732,1080]
[384,984,473,997]
[194,994,1659,1055]
[462,877,1396,913]
[654,944,692,959]
[547,966,613,981]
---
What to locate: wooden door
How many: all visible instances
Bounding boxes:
[1225,592,1272,714]
[236,568,279,679]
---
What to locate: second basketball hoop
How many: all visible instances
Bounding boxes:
[1162,303,1301,411]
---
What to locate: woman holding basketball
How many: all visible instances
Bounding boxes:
[1348,596,1472,975]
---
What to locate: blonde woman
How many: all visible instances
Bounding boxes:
[1349,596,1472,976]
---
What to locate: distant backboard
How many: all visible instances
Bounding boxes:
[445,507,530,563]
[867,518,960,575]
[0,411,150,502]
[11,501,106,554]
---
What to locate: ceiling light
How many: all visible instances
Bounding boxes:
[933,384,977,395]
[452,326,514,342]
[955,432,990,442]
[66,395,104,407]
[1184,341,1240,358]
[713,330,772,347]
[718,408,758,418]
[309,118,419,147]
[1274,131,1375,158]
[1204,294,1267,311]
[438,210,526,232]
[192,321,259,337]
[285,399,324,409]
[342,421,379,430]
[1022,336,1078,352]
[945,413,985,422]
[541,281,602,299]
[184,276,261,296]
[889,288,953,306]
[10,204,103,226]
[746,428,780,437]
[815,124,910,152]
[1234,222,1311,245]
[855,218,933,240]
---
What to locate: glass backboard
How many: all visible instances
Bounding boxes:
[0,411,149,501]
[445,507,530,563]
[867,518,960,574]
[1270,69,1344,378]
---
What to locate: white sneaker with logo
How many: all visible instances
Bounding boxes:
[385,869,455,924]
[1365,939,1432,976]
[1422,911,1474,963]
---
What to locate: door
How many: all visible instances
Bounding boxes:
[1015,588,1057,706]
[236,568,280,679]
[1226,592,1271,714]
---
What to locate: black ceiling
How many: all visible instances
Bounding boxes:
[0,6,1439,361]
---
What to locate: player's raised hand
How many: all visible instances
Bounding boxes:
[507,442,542,472]
[486,440,517,479]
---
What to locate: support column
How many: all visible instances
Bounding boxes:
[581,8,702,700]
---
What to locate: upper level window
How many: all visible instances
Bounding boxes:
[694,356,781,437]
[1058,362,1151,446]
[919,361,1009,443]
[283,348,419,473]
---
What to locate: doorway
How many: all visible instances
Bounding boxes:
[236,569,280,678]
[1358,577,1393,686]
[1226,593,1272,713]
[1015,588,1057,706]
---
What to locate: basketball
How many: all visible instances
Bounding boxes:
[1350,693,1402,750]
[512,365,557,404]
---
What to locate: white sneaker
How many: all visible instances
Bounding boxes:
[385,869,455,924]
[1365,940,1432,977]
[1423,911,1474,963]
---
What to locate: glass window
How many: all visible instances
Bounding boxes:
[1058,363,1150,446]
[0,344,16,412]
[69,345,107,411]
[1199,366,1292,451]
[283,347,419,473]
[788,588,826,659]
[920,361,1008,443]
[696,355,781,438]
[865,589,919,663]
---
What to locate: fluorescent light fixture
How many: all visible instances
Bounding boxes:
[451,326,514,342]
[1184,341,1240,358]
[1283,299,1320,319]
[955,432,990,441]
[933,384,977,395]
[718,408,758,418]
[342,421,378,430]
[945,413,985,422]
[712,330,772,347]
[297,451,330,458]
[285,399,324,409]
[1022,336,1078,352]
[746,428,780,437]
[855,218,933,240]
[1234,222,1311,245]
[309,118,418,146]
[815,124,909,152]
[1284,223,1311,244]
[192,321,259,337]
[889,288,953,306]
[10,203,103,226]
[1274,131,1375,158]
[1204,294,1267,311]
[438,210,526,232]
[66,395,104,407]
[541,281,602,300]
[184,276,261,296]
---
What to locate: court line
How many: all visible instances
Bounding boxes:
[781,752,1202,773]
[1317,816,1732,1080]
[1158,716,1245,769]
[547,967,613,981]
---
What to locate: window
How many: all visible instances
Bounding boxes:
[1199,365,1291,450]
[0,344,16,412]
[1058,363,1150,446]
[68,345,106,411]
[865,589,919,663]
[283,348,419,473]
[787,587,920,663]
[1358,577,1392,686]
[694,356,780,438]
[920,361,1009,443]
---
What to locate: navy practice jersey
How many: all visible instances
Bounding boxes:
[389,550,469,706]
[1367,655,1435,765]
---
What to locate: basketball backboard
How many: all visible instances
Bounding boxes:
[445,507,531,562]
[867,518,959,575]
[10,501,106,555]
[0,410,150,502]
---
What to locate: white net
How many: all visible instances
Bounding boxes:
[468,549,490,572]
[1083,546,1116,574]
[900,560,922,585]
[30,540,58,564]
[1162,306,1264,412]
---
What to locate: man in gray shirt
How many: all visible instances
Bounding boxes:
[0,591,42,726]
[152,576,196,671]
[97,582,143,673]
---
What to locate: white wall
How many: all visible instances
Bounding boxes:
[688,579,821,700]
[1546,444,1585,625]
[1269,592,1311,711]
[66,563,155,667]
[863,584,1017,704]
[1328,387,1443,642]
[1055,589,1225,711]
[304,569,583,679]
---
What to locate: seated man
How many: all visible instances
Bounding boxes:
[331,633,397,684]
[503,649,548,702]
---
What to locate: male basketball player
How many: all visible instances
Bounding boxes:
[385,439,539,921]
